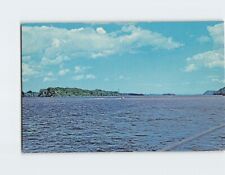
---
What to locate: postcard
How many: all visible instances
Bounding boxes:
[21,22,225,152]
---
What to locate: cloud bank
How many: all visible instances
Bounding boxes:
[22,24,183,83]
[185,23,224,72]
[22,25,183,62]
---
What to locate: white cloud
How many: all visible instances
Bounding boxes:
[43,77,56,82]
[91,50,114,59]
[74,66,89,73]
[207,23,224,46]
[43,71,56,82]
[211,78,225,84]
[208,75,225,84]
[96,27,106,34]
[58,68,70,76]
[120,25,183,50]
[116,75,129,80]
[184,64,197,72]
[185,49,224,71]
[197,35,210,43]
[185,23,224,72]
[86,74,96,79]
[22,63,38,76]
[41,55,70,65]
[73,65,95,80]
[73,75,84,81]
[22,25,183,62]
[52,38,60,48]
[73,74,96,81]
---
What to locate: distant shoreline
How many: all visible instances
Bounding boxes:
[22,86,225,97]
[21,95,225,98]
[22,87,145,97]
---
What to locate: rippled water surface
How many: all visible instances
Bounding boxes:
[22,96,225,152]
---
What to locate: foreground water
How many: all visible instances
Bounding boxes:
[22,96,225,152]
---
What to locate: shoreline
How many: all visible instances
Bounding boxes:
[22,94,225,98]
[22,86,225,97]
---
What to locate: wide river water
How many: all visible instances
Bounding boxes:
[22,96,225,152]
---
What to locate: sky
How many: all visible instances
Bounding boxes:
[22,22,224,94]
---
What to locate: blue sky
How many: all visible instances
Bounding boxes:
[22,22,224,94]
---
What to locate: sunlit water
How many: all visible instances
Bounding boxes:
[22,96,225,152]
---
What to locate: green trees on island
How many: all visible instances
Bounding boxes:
[23,87,121,97]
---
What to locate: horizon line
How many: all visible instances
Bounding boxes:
[21,86,220,95]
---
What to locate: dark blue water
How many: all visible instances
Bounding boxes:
[22,96,225,152]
